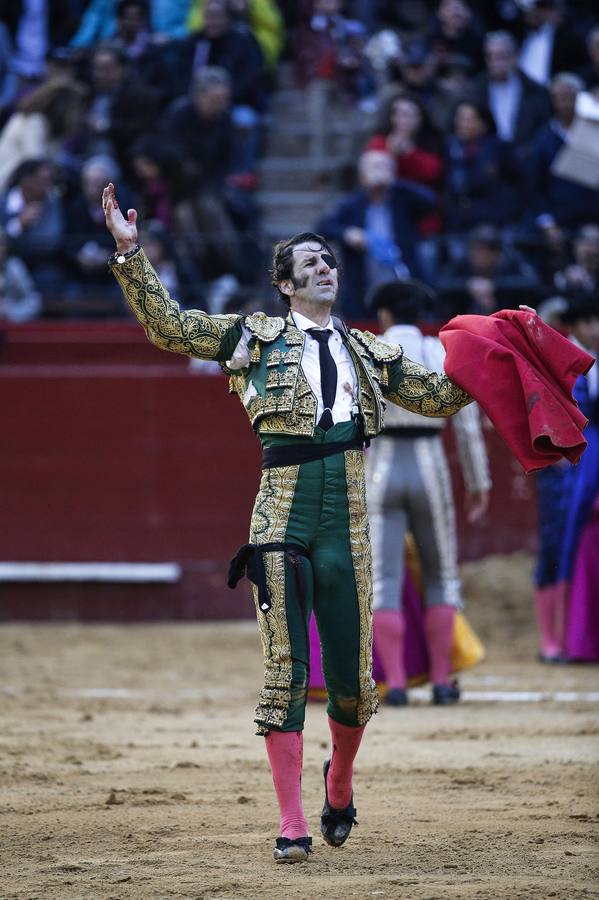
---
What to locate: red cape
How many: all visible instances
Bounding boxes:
[439,310,594,474]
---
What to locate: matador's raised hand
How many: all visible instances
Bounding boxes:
[102,182,138,254]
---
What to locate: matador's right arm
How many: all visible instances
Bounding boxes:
[111,247,243,362]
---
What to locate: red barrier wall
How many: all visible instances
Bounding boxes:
[0,323,536,620]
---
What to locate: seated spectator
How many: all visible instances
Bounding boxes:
[471,30,552,155]
[516,0,586,88]
[82,45,161,173]
[64,154,127,303]
[366,93,443,235]
[536,294,568,328]
[292,1,376,160]
[427,0,485,74]
[70,0,191,45]
[554,225,599,300]
[0,228,41,322]
[0,158,66,293]
[436,223,541,315]
[437,51,476,100]
[316,148,435,319]
[100,0,170,93]
[444,100,521,233]
[188,0,285,72]
[163,66,235,190]
[138,221,186,300]
[0,78,86,192]
[383,38,458,134]
[578,25,599,91]
[527,72,598,237]
[130,137,182,229]
[171,0,266,112]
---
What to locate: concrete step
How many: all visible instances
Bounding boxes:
[258,156,347,191]
[275,61,296,91]
[263,221,323,241]
[260,196,340,234]
[269,88,306,116]
[257,189,340,207]
[265,128,359,159]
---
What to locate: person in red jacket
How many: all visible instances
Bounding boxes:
[366,93,443,236]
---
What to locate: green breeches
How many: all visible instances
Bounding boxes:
[249,425,379,735]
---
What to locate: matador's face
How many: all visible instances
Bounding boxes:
[285,241,339,310]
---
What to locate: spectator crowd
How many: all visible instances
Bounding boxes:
[0,0,598,324]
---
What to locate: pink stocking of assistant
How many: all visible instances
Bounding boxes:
[326,716,365,809]
[265,730,308,839]
[425,604,456,686]
[534,585,562,657]
[373,609,407,690]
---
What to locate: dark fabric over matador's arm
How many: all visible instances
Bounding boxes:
[383,353,473,417]
[110,247,243,361]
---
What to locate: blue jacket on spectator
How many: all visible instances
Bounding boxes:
[444,133,521,232]
[527,122,599,230]
[316,181,435,320]
[70,0,192,44]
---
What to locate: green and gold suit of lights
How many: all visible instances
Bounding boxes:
[112,249,472,734]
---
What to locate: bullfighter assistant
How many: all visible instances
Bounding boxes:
[102,182,472,863]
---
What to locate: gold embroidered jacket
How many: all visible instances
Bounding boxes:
[111,248,472,439]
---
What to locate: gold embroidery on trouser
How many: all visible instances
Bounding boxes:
[344,450,379,724]
[249,465,300,734]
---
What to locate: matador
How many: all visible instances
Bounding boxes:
[102,182,472,863]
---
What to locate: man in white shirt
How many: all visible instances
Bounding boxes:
[367,280,491,706]
[475,30,551,150]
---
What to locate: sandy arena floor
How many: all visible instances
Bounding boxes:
[1,553,598,900]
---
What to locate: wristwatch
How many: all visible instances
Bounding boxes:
[108,244,141,266]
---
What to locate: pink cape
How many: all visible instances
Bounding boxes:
[439,310,594,474]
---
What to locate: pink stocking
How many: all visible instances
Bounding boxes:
[326,716,365,809]
[373,609,407,689]
[534,583,569,657]
[265,730,308,839]
[425,604,456,686]
[552,581,568,655]
[534,585,562,657]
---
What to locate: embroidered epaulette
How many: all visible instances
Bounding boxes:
[244,312,286,343]
[349,328,403,363]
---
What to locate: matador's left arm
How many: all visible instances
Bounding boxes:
[383,352,473,417]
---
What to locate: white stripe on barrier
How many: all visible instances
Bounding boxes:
[2,686,597,702]
[0,562,181,583]
[408,688,599,703]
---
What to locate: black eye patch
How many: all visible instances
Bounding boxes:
[321,252,337,269]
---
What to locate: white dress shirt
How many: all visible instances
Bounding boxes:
[381,324,491,493]
[488,73,522,141]
[227,310,358,424]
[291,311,358,424]
[519,24,554,85]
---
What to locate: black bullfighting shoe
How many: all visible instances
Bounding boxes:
[384,687,409,707]
[320,758,358,848]
[432,679,460,705]
[538,652,568,664]
[272,836,312,863]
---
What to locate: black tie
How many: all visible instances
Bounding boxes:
[308,328,337,431]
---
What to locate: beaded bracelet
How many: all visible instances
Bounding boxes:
[108,244,141,266]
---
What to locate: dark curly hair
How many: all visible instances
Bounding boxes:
[271,231,336,305]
